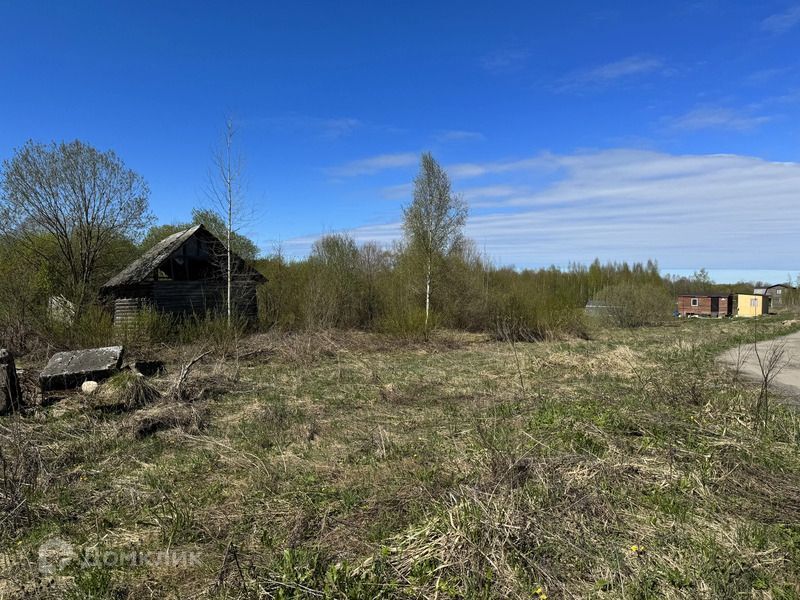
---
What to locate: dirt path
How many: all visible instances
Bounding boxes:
[718,330,800,406]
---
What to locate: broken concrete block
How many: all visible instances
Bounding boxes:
[0,349,22,414]
[39,346,124,391]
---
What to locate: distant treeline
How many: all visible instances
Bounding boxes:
[0,222,787,352]
[1,141,793,353]
[254,239,669,339]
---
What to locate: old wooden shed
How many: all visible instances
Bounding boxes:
[100,224,266,325]
[677,293,732,318]
[753,284,793,309]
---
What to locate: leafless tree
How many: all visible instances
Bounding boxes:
[171,349,212,401]
[0,140,152,316]
[206,118,252,327]
[730,340,754,386]
[403,153,467,331]
[753,335,789,429]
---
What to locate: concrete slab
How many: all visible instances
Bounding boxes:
[718,331,800,406]
[39,346,124,391]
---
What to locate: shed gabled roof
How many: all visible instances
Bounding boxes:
[101,224,265,290]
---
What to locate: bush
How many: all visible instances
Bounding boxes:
[594,282,674,328]
[377,305,432,339]
[175,311,247,353]
[47,304,114,349]
[490,286,586,341]
[114,307,174,348]
[256,255,310,330]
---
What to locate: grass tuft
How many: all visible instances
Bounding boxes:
[103,370,161,410]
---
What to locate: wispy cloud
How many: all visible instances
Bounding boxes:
[317,117,363,139]
[666,106,772,131]
[245,114,362,139]
[448,155,556,178]
[460,185,522,200]
[434,129,485,143]
[744,66,793,85]
[326,152,418,177]
[285,149,800,271]
[480,48,530,73]
[557,55,664,91]
[761,5,800,34]
[381,183,525,204]
[380,182,413,200]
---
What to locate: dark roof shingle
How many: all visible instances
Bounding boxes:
[101,224,265,290]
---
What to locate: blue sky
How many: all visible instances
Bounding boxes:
[1,1,799,282]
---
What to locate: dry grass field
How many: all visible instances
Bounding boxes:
[2,317,800,598]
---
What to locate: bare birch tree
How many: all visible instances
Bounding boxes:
[206,118,249,327]
[402,153,467,331]
[753,336,789,429]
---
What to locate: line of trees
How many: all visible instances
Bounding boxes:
[256,234,672,339]
[255,153,676,338]
[2,138,772,352]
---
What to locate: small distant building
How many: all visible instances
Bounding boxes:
[677,293,732,318]
[753,284,793,309]
[100,224,266,326]
[736,293,770,318]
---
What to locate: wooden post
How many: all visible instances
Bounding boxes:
[0,349,22,414]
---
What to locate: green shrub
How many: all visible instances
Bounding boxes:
[594,282,674,328]
[175,311,247,353]
[376,305,433,339]
[490,282,586,341]
[47,304,114,349]
[114,307,174,347]
[257,259,308,330]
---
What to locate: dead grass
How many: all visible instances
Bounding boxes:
[2,317,800,598]
[101,370,161,410]
[126,400,208,439]
[0,418,46,534]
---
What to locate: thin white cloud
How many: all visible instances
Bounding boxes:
[245,114,363,139]
[448,155,557,178]
[382,183,521,203]
[557,55,664,91]
[761,5,800,34]
[434,130,486,143]
[667,107,772,131]
[285,149,800,271]
[480,48,530,73]
[380,182,413,200]
[326,152,418,177]
[460,185,522,201]
[318,117,362,139]
[744,66,793,85]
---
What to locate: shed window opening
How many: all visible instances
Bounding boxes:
[691,298,699,307]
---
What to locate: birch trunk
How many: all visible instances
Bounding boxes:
[425,256,431,330]
[226,131,233,328]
